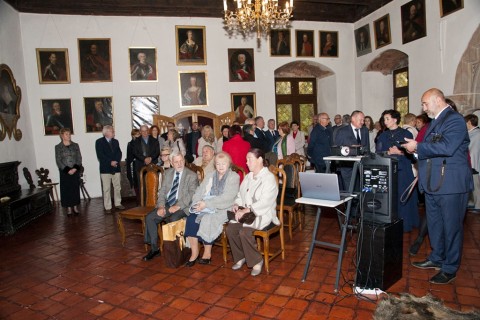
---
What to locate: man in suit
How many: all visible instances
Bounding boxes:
[143,153,199,261]
[95,125,123,213]
[405,88,473,284]
[254,116,269,153]
[307,113,332,173]
[243,124,265,151]
[334,110,369,190]
[265,118,279,151]
[132,124,160,194]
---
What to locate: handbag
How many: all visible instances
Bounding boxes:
[162,219,191,268]
[227,207,256,224]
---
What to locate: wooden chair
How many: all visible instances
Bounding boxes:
[289,153,307,173]
[276,158,302,240]
[117,164,163,251]
[185,162,204,183]
[35,167,59,205]
[253,165,286,273]
[217,164,247,263]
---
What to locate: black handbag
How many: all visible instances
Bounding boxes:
[227,207,256,224]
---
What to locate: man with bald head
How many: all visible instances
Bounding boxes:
[405,88,472,284]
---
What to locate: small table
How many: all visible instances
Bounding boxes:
[296,195,355,293]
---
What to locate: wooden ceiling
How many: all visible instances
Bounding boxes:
[5,0,393,23]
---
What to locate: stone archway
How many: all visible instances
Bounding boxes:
[452,25,480,114]
[364,49,408,75]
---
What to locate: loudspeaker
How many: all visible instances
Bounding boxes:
[355,219,403,291]
[361,155,398,224]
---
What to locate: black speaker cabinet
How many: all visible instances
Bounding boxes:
[355,219,403,291]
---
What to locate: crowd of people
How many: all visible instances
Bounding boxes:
[53,88,477,282]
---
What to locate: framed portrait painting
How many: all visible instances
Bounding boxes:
[374,14,391,49]
[41,99,73,136]
[319,31,338,57]
[270,30,291,56]
[296,30,314,57]
[129,47,157,82]
[231,93,256,124]
[130,96,159,129]
[228,48,255,82]
[36,49,70,84]
[440,0,463,17]
[175,26,206,65]
[78,38,112,82]
[84,97,113,133]
[354,24,372,57]
[178,71,208,107]
[0,64,22,141]
[401,0,427,44]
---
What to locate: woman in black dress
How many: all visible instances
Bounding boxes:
[55,128,82,215]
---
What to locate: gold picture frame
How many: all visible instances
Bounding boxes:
[78,38,112,82]
[440,0,463,17]
[41,98,74,136]
[84,97,113,133]
[129,47,158,82]
[178,71,208,107]
[295,30,315,57]
[319,31,339,57]
[231,93,256,124]
[374,14,392,49]
[0,64,22,141]
[36,48,70,84]
[175,26,207,65]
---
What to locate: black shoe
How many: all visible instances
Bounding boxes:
[409,238,423,256]
[185,258,197,267]
[412,259,441,270]
[430,271,456,284]
[142,249,160,261]
[198,258,211,265]
[73,206,80,215]
[67,207,73,216]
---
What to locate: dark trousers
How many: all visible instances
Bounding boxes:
[425,192,468,274]
[226,222,262,268]
[59,170,80,207]
[184,214,214,245]
[144,207,187,251]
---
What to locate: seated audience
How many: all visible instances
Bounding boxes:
[165,129,186,156]
[159,146,173,170]
[184,152,240,266]
[143,153,198,261]
[197,125,217,155]
[226,148,279,276]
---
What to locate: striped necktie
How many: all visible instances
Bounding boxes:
[167,172,180,206]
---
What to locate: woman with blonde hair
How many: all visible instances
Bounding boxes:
[197,125,217,155]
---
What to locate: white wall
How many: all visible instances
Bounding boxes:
[355,0,480,122]
[15,11,355,197]
[0,1,37,188]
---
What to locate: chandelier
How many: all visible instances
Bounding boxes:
[223,0,293,39]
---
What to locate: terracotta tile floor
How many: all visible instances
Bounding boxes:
[1,198,479,319]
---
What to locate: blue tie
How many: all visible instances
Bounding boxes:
[167,172,180,207]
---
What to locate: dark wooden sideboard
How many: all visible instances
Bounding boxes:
[0,161,52,235]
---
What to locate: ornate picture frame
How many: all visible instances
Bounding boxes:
[78,38,112,82]
[0,64,22,141]
[130,96,159,129]
[440,0,463,17]
[295,30,315,57]
[401,0,427,44]
[270,29,291,56]
[178,71,208,107]
[231,93,256,124]
[36,48,70,84]
[374,14,392,49]
[319,31,339,57]
[175,26,207,65]
[84,97,113,133]
[41,99,73,136]
[129,47,157,82]
[354,24,372,57]
[228,48,255,82]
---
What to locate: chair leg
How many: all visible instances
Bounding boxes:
[263,237,270,273]
[221,228,228,264]
[117,215,126,247]
[280,226,285,260]
[288,209,294,240]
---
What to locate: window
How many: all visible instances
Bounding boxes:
[393,67,408,124]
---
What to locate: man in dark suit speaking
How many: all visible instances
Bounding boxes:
[143,153,198,261]
[405,88,473,284]
[334,110,370,189]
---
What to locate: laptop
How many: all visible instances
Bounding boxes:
[299,172,352,201]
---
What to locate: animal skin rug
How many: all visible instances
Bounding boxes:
[373,293,480,320]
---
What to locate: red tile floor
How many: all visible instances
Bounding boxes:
[1,198,479,319]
